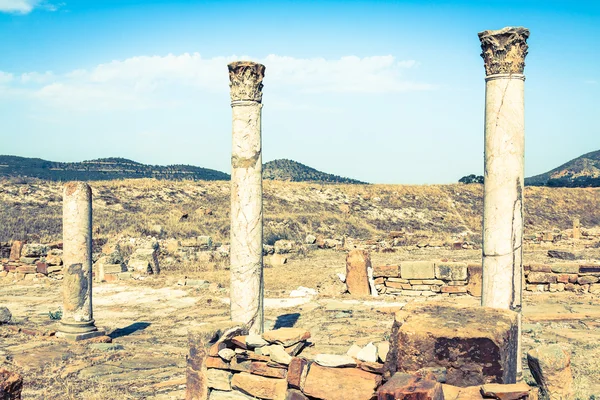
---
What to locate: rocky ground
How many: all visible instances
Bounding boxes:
[1,248,599,399]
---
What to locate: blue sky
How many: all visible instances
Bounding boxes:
[0,0,598,183]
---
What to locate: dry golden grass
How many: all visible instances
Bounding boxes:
[1,178,599,246]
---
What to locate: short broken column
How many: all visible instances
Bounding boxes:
[56,182,103,341]
[479,27,530,376]
[228,61,265,334]
[572,218,581,239]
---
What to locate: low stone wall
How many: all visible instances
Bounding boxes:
[371,261,600,297]
[524,263,600,293]
[373,262,481,297]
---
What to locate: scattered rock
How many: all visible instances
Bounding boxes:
[346,344,362,358]
[356,342,378,363]
[314,354,357,368]
[262,328,310,347]
[547,250,577,260]
[0,368,23,399]
[376,341,389,363]
[89,343,124,352]
[480,382,533,399]
[377,372,443,400]
[304,234,316,245]
[269,345,292,365]
[218,348,236,362]
[0,307,12,324]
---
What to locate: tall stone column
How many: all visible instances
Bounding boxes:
[479,27,529,378]
[56,182,103,341]
[228,61,265,334]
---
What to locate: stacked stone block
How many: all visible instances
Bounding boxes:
[524,263,600,293]
[373,261,472,297]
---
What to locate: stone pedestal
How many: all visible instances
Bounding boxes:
[228,61,265,335]
[383,303,519,387]
[56,182,104,341]
[479,27,529,377]
[346,250,372,296]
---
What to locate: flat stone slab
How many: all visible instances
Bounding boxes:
[314,354,357,367]
[384,302,518,386]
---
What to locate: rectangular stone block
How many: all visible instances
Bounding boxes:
[303,364,381,400]
[249,361,287,379]
[435,262,467,281]
[529,264,552,273]
[550,263,580,274]
[374,277,385,285]
[400,261,435,280]
[385,281,410,289]
[384,303,518,387]
[527,272,558,284]
[378,373,443,400]
[411,285,435,291]
[373,265,400,278]
[231,372,287,400]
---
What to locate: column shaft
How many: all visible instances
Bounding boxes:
[57,181,102,340]
[228,61,265,334]
[230,102,264,333]
[482,75,525,311]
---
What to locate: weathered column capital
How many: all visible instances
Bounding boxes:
[228,61,265,103]
[479,27,529,76]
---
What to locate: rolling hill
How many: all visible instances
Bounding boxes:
[263,159,366,184]
[0,156,366,184]
[0,156,230,181]
[526,150,600,187]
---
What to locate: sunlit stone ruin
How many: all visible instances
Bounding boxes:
[2,26,597,400]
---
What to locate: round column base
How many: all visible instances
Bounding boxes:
[56,319,105,341]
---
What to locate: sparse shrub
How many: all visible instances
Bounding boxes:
[459,174,484,184]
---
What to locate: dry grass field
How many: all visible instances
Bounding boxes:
[1,177,599,245]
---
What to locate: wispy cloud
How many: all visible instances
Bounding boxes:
[584,79,597,85]
[0,0,62,14]
[0,53,434,111]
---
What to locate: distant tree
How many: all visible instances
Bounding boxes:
[459,174,484,184]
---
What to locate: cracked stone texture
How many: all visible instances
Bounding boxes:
[230,77,264,335]
[384,303,518,386]
[61,182,94,325]
[482,73,525,313]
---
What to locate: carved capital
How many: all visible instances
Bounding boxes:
[479,27,529,76]
[228,61,265,103]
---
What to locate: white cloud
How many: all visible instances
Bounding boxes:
[3,53,434,111]
[0,0,61,14]
[0,71,14,84]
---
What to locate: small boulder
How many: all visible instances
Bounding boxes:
[0,307,11,324]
